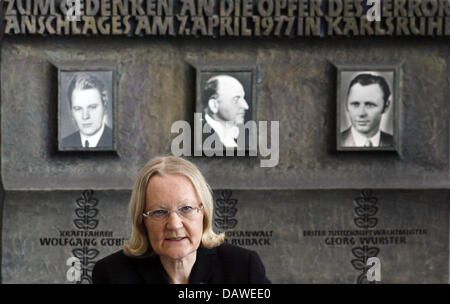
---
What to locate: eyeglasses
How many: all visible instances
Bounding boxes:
[143,205,204,222]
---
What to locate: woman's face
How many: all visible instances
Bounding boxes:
[144,174,204,261]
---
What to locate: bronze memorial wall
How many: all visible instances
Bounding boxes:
[0,0,449,283]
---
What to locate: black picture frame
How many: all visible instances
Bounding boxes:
[194,65,257,156]
[57,62,117,152]
[336,64,400,152]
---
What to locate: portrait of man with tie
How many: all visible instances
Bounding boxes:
[196,68,256,155]
[337,69,397,151]
[59,70,115,151]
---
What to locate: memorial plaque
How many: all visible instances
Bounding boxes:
[1,38,448,190]
[3,189,446,283]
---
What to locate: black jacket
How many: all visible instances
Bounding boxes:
[92,244,270,284]
[61,125,113,148]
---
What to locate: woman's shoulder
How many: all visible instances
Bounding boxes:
[203,243,262,265]
[199,243,271,283]
[96,249,128,263]
[92,250,159,283]
[95,249,154,266]
[93,250,134,272]
[217,243,245,251]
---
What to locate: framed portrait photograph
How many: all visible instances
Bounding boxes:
[194,66,257,156]
[58,64,116,151]
[336,65,400,151]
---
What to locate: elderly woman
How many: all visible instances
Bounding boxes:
[92,156,270,284]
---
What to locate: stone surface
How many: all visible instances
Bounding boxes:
[1,189,448,283]
[1,33,448,285]
[1,37,449,190]
[1,190,130,284]
[233,189,448,283]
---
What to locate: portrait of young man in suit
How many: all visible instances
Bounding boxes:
[60,72,113,150]
[340,73,394,148]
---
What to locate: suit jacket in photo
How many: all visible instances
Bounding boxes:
[340,128,393,147]
[200,114,252,153]
[92,244,271,284]
[61,125,113,148]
